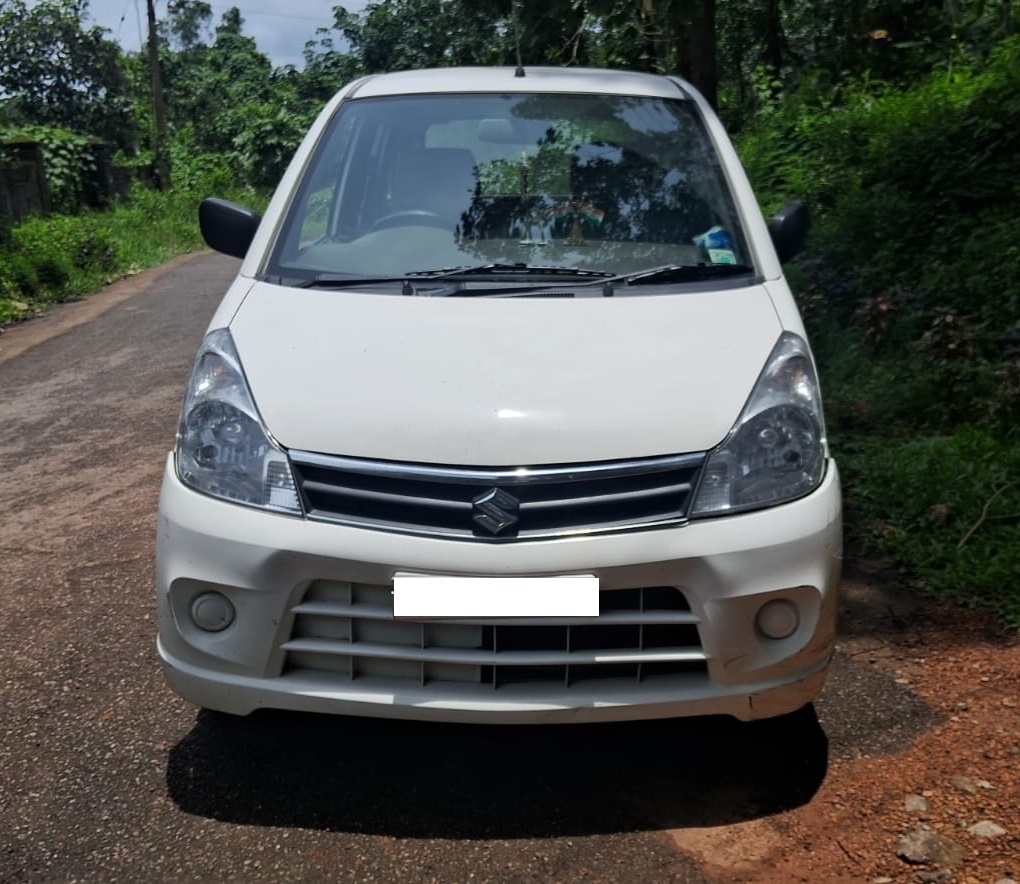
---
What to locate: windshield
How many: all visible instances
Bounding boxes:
[268,91,752,283]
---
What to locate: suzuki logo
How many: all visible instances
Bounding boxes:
[472,487,520,535]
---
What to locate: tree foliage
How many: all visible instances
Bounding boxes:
[717,0,1017,121]
[0,0,133,147]
[1,0,1015,162]
[161,0,213,54]
[329,0,507,72]
[311,1,719,100]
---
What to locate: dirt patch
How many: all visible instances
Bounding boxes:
[671,564,1020,883]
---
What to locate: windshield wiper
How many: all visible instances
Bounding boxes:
[287,263,613,292]
[612,263,755,286]
[284,263,751,294]
[405,263,614,281]
[291,274,414,289]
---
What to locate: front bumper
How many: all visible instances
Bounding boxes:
[156,456,842,723]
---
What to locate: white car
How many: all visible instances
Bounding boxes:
[156,66,842,724]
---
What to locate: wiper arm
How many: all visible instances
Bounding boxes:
[405,263,614,281]
[291,274,414,289]
[611,263,755,286]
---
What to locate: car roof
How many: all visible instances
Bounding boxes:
[347,66,691,101]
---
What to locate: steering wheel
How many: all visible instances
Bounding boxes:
[368,210,451,232]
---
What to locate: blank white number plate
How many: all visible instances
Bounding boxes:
[393,574,599,618]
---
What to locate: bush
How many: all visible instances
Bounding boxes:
[167,134,243,197]
[737,37,1020,627]
[0,252,38,297]
[13,214,117,277]
[0,174,270,331]
[843,427,1020,628]
[31,253,70,291]
[0,299,29,324]
[740,37,1020,436]
[73,228,116,271]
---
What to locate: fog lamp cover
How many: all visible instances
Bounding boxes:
[756,598,799,640]
[191,592,235,632]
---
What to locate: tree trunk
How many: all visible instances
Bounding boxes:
[639,0,717,105]
[762,0,784,73]
[677,0,717,107]
[147,0,171,190]
[641,0,671,71]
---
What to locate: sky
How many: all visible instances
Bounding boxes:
[78,0,365,70]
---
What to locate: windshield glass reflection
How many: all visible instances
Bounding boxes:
[271,92,751,282]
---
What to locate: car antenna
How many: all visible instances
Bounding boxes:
[513,0,526,77]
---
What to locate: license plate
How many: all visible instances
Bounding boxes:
[392,574,599,618]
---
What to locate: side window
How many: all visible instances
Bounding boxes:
[290,112,384,251]
[297,164,338,248]
[339,120,404,239]
[279,113,361,258]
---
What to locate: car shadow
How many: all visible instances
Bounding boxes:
[167,703,828,837]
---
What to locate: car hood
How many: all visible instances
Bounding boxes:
[229,282,782,465]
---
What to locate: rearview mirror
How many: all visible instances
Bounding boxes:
[768,201,809,264]
[199,197,262,260]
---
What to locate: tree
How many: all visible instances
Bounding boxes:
[713,0,1016,110]
[300,31,364,103]
[155,7,273,152]
[327,0,507,74]
[318,1,720,104]
[676,0,718,105]
[162,0,213,55]
[0,0,134,147]
[158,7,311,186]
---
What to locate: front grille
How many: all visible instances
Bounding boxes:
[289,451,705,540]
[281,581,706,689]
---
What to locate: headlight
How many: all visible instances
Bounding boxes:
[691,332,826,516]
[176,328,301,514]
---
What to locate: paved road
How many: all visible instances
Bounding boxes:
[0,253,937,881]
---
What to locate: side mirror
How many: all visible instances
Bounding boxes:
[199,197,262,259]
[768,201,809,264]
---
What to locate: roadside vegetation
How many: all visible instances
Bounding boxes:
[1,0,1017,626]
[0,166,260,325]
[737,36,1020,628]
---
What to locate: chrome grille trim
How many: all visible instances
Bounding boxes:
[282,582,707,689]
[290,451,704,484]
[288,451,706,540]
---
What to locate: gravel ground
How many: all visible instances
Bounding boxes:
[671,567,1020,883]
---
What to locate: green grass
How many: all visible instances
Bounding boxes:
[839,428,1020,629]
[0,182,266,326]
